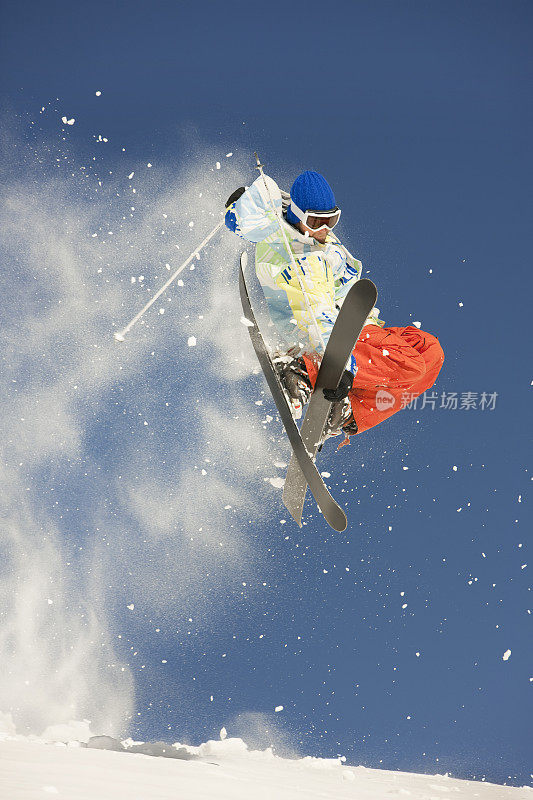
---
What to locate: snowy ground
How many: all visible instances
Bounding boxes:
[1,734,530,800]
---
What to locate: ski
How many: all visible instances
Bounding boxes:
[282,278,378,527]
[239,252,348,532]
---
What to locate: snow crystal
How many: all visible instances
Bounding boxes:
[188,337,197,347]
[503,649,511,661]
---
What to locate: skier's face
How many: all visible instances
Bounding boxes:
[299,222,328,243]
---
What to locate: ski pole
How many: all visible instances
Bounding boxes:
[253,153,325,352]
[113,219,224,341]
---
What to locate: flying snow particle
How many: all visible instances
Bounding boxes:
[275,705,284,712]
[240,316,254,327]
[268,477,285,489]
[220,727,227,740]
[62,116,75,125]
[226,152,233,157]
[95,90,102,96]
[321,471,331,478]
[188,337,197,347]
[503,649,511,661]
[128,172,134,180]
[216,162,221,169]
[413,321,422,328]
[127,604,134,611]
[159,308,165,315]
[459,302,464,308]
[382,349,389,356]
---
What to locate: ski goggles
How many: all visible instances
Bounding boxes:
[289,200,341,231]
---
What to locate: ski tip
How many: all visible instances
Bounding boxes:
[240,251,248,270]
[319,502,347,532]
[356,277,378,302]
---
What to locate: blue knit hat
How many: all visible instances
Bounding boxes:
[286,170,336,226]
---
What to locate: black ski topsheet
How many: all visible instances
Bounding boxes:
[282,279,378,527]
[239,252,347,532]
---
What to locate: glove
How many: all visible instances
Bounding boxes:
[225,187,246,233]
[323,370,354,402]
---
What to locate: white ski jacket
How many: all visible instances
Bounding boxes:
[226,174,382,355]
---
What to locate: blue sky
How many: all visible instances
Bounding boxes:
[0,0,531,787]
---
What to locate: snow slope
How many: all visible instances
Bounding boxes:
[1,735,530,800]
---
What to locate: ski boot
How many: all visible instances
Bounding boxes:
[322,398,358,440]
[273,350,313,420]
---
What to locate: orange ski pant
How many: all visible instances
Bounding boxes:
[302,325,445,437]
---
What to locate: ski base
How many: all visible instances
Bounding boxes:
[282,278,378,527]
[239,252,347,532]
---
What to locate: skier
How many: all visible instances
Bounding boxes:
[225,170,444,443]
